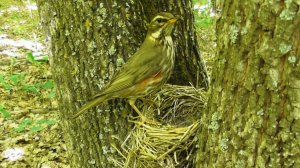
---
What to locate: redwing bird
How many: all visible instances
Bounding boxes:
[72,12,178,122]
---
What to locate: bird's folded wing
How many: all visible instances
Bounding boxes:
[92,46,163,98]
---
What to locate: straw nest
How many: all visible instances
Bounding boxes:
[113,84,207,168]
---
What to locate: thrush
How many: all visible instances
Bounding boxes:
[72,12,178,122]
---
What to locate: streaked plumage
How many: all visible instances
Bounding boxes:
[72,12,178,119]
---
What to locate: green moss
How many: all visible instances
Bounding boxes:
[116,57,125,68]
[288,55,296,64]
[219,138,229,151]
[88,159,96,164]
[279,43,292,54]
[102,146,109,154]
[268,69,279,89]
[229,24,238,43]
[256,109,264,116]
[280,9,296,21]
[108,45,116,55]
[208,112,220,131]
[235,160,246,168]
[87,41,96,52]
[256,156,266,168]
[97,3,107,20]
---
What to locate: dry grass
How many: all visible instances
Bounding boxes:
[111,84,207,168]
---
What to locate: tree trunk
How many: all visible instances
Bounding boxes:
[197,1,300,167]
[37,0,207,167]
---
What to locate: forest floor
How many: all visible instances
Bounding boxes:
[0,1,69,167]
[0,1,216,168]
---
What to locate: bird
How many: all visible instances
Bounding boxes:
[72,12,178,122]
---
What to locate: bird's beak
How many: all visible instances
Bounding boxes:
[168,18,178,24]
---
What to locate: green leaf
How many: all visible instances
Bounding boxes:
[47,91,56,98]
[26,52,35,63]
[42,81,54,89]
[21,118,33,125]
[9,73,24,85]
[45,119,56,126]
[3,83,12,90]
[30,125,44,132]
[34,82,43,88]
[14,125,26,132]
[22,85,39,93]
[26,52,40,65]
[14,118,33,132]
[36,118,48,124]
[0,74,4,83]
[0,106,11,118]
[41,55,49,61]
[36,118,56,126]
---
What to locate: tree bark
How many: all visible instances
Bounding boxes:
[37,0,207,167]
[197,1,300,167]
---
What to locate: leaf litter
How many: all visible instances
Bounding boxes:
[0,1,69,168]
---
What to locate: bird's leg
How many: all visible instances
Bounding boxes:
[140,98,159,108]
[129,99,144,117]
[128,99,160,125]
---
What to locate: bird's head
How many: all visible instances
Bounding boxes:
[147,12,178,39]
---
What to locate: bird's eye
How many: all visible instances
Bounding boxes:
[156,18,167,23]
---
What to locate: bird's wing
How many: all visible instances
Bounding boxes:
[92,43,164,98]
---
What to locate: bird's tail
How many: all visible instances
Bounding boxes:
[71,95,108,119]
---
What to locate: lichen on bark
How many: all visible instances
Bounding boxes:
[197,0,300,167]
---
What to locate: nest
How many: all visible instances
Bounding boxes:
[112,84,207,168]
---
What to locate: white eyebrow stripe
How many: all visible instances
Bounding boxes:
[151,16,168,22]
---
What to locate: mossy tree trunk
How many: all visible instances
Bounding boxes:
[37,0,207,167]
[197,1,300,167]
